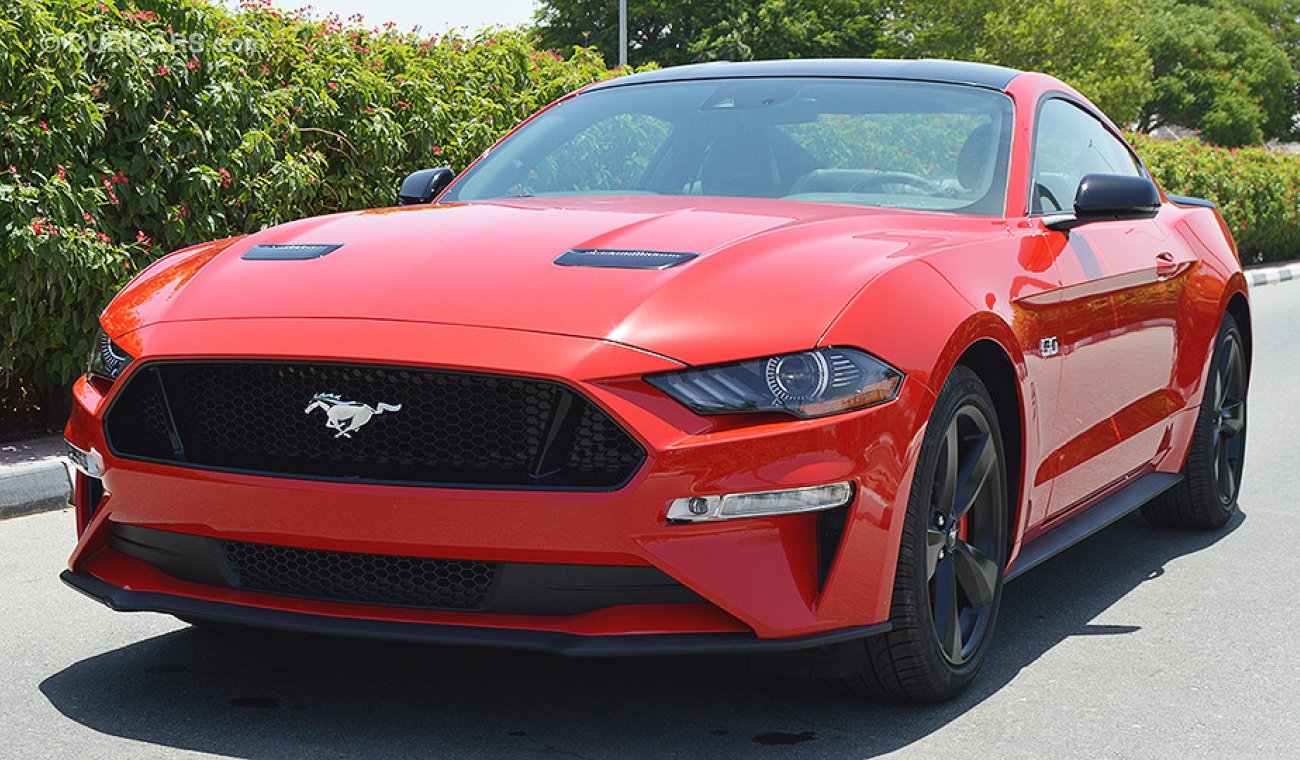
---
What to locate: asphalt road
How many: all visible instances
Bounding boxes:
[3,284,1298,759]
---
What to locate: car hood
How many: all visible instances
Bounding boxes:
[108,196,985,366]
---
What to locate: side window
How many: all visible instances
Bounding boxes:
[1031,99,1142,213]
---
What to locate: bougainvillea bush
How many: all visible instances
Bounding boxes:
[1,0,622,401]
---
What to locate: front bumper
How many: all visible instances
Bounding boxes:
[61,570,889,656]
[65,318,931,644]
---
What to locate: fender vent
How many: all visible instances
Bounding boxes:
[554,248,697,270]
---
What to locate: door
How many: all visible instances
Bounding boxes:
[1030,98,1191,517]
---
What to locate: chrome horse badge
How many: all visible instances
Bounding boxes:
[304,393,402,438]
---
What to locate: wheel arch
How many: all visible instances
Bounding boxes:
[952,338,1025,568]
[1225,289,1252,376]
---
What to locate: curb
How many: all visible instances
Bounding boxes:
[0,437,71,520]
[1247,262,1300,288]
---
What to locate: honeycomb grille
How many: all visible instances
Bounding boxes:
[104,361,644,489]
[222,540,498,610]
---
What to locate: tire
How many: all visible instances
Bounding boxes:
[841,365,1008,702]
[1142,312,1247,530]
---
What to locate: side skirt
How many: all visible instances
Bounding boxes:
[1006,472,1183,582]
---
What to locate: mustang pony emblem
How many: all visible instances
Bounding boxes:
[304,393,402,438]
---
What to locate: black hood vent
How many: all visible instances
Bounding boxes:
[242,243,343,260]
[554,248,697,270]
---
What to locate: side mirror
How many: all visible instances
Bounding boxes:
[1045,173,1161,232]
[398,167,455,205]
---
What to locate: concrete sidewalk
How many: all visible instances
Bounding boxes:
[0,436,70,519]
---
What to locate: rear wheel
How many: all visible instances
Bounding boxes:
[1142,312,1247,529]
[841,366,1008,702]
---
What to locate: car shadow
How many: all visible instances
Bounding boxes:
[39,509,1243,758]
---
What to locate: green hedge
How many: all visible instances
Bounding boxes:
[1129,133,1300,266]
[1,0,623,393]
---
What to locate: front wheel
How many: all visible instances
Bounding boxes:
[841,366,1008,702]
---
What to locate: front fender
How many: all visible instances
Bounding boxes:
[821,254,1048,566]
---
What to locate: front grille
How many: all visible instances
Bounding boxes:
[222,539,497,610]
[104,361,645,489]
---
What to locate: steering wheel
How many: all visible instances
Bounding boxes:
[1034,182,1063,213]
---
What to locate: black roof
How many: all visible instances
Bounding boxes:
[587,59,1022,92]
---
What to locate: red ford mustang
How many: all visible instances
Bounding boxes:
[63,60,1250,701]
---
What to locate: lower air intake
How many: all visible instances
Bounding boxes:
[222,540,498,610]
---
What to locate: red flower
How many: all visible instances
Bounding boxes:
[83,212,94,224]
[218,168,232,188]
[56,165,67,180]
[37,120,49,131]
[31,220,45,235]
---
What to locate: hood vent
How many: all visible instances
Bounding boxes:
[554,248,697,270]
[242,243,343,260]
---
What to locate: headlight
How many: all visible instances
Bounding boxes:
[87,330,133,382]
[646,347,903,419]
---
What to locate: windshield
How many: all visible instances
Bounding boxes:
[444,77,1014,215]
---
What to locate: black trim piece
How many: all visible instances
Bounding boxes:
[150,367,186,460]
[1006,472,1182,581]
[585,59,1022,92]
[110,524,702,616]
[554,248,698,270]
[61,570,890,657]
[815,506,850,592]
[241,244,343,261]
[86,477,104,520]
[1167,194,1216,209]
[531,391,580,479]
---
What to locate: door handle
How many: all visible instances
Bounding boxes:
[1155,252,1179,280]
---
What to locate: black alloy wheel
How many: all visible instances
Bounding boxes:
[926,405,1004,665]
[842,366,1008,702]
[1209,328,1247,506]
